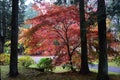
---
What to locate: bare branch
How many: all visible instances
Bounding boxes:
[53,26,67,43]
[71,42,81,55]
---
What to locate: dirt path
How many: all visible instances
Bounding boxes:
[89,64,120,73]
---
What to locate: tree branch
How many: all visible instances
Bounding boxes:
[71,42,81,55]
[53,26,67,44]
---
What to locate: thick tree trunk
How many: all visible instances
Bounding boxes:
[79,0,90,74]
[9,0,19,77]
[0,1,6,53]
[0,36,4,53]
[97,0,109,80]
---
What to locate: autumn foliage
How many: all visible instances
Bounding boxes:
[19,3,119,66]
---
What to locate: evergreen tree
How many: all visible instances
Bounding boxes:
[0,0,26,53]
[97,0,109,79]
[107,0,120,31]
[79,0,90,74]
[9,0,19,77]
[0,0,8,53]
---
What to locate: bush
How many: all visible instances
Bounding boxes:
[4,40,24,54]
[0,54,10,65]
[62,63,72,70]
[113,55,120,66]
[37,58,52,72]
[18,56,34,67]
[4,41,11,54]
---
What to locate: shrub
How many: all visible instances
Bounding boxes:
[18,56,34,67]
[37,58,52,72]
[4,41,11,54]
[62,63,72,70]
[4,40,24,54]
[113,55,120,66]
[0,54,10,65]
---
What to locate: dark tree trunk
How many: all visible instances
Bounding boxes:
[67,43,74,71]
[0,36,4,53]
[79,0,90,74]
[0,1,6,53]
[9,0,19,77]
[97,0,109,80]
[0,37,2,53]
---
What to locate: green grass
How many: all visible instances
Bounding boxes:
[29,62,119,74]
[1,64,120,80]
[108,62,120,68]
[29,64,70,73]
[53,66,70,73]
[93,61,120,68]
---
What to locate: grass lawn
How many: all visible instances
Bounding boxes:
[1,64,120,80]
[93,60,120,68]
[108,62,120,68]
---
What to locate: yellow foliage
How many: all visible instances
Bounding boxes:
[24,47,32,54]
[106,18,111,28]
[0,54,10,65]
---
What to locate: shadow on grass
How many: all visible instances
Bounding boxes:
[1,65,120,80]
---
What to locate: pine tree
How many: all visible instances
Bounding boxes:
[97,0,109,79]
[9,0,19,77]
[79,0,90,74]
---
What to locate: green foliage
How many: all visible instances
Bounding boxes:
[113,55,120,66]
[29,64,39,68]
[18,56,34,67]
[62,63,72,70]
[37,58,52,71]
[62,63,79,71]
[106,0,120,31]
[4,41,11,54]
[107,0,120,18]
[0,0,27,40]
[4,40,24,54]
[0,54,10,65]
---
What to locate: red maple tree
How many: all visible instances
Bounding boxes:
[19,3,119,68]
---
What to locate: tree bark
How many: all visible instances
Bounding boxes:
[97,0,109,80]
[67,43,74,71]
[9,0,19,77]
[0,36,4,53]
[79,0,90,74]
[0,0,6,53]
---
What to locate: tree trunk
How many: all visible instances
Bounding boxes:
[97,0,109,80]
[65,27,74,71]
[67,43,74,71]
[0,36,4,53]
[0,1,6,53]
[79,0,90,74]
[9,0,19,77]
